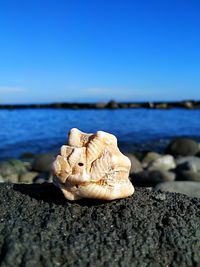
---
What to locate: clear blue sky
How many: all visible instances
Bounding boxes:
[0,0,200,103]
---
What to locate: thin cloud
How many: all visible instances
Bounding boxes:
[0,87,27,93]
[84,87,161,97]
[84,88,114,96]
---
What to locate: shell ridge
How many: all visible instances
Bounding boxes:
[53,128,135,200]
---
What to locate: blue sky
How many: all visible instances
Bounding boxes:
[0,0,200,103]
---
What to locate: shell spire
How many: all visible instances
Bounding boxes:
[53,128,134,201]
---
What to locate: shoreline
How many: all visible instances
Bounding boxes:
[0,137,200,199]
[1,100,200,109]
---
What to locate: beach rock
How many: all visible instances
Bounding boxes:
[34,177,47,184]
[119,103,128,108]
[0,161,16,177]
[166,138,199,156]
[0,162,19,182]
[22,161,32,170]
[32,153,54,172]
[176,170,200,182]
[95,102,106,109]
[19,172,39,183]
[0,183,199,266]
[183,101,194,109]
[106,100,118,109]
[154,181,200,198]
[132,170,175,187]
[175,156,200,181]
[128,103,142,108]
[8,159,27,174]
[125,153,143,173]
[147,155,176,171]
[3,173,19,183]
[154,103,169,109]
[33,172,50,183]
[130,151,144,161]
[0,175,4,182]
[176,156,200,172]
[142,152,161,167]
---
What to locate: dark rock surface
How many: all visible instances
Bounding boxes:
[0,183,200,267]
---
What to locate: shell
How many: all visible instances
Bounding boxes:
[53,128,134,200]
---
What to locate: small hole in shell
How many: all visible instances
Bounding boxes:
[78,162,84,166]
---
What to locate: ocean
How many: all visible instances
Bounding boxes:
[0,108,200,159]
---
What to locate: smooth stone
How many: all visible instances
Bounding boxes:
[130,151,145,161]
[142,152,161,167]
[33,172,50,183]
[166,138,199,156]
[22,161,32,170]
[0,161,17,177]
[32,153,55,172]
[19,172,39,183]
[154,181,200,198]
[48,173,53,183]
[34,177,47,184]
[176,170,200,182]
[3,173,19,183]
[8,159,27,174]
[148,155,176,171]
[176,156,200,172]
[125,153,143,173]
[0,175,4,183]
[132,170,175,187]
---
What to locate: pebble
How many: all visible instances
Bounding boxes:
[32,153,55,172]
[125,153,143,173]
[176,170,200,182]
[147,155,176,171]
[8,159,27,174]
[0,175,4,183]
[165,138,199,156]
[0,161,17,177]
[176,156,200,172]
[19,172,39,183]
[132,169,175,187]
[142,152,161,167]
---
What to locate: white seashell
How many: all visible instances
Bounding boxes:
[53,128,134,201]
[68,128,92,147]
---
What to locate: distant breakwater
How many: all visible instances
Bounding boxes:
[1,100,200,110]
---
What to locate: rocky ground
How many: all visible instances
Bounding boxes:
[0,183,199,267]
[1,137,200,198]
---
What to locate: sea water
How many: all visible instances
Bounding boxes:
[0,108,200,159]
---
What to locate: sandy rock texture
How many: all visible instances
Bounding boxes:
[0,183,199,267]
